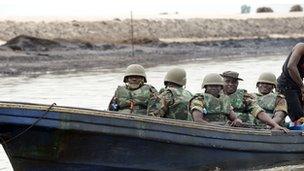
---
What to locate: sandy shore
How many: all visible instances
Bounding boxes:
[0,13,304,76]
[1,13,304,44]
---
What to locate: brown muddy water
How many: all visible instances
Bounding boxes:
[0,55,303,170]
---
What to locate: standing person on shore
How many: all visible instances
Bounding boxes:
[221,71,288,131]
[148,68,193,121]
[277,43,304,125]
[189,73,242,126]
[108,64,158,115]
[253,72,287,127]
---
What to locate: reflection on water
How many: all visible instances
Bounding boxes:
[0,55,302,170]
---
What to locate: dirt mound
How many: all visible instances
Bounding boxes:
[1,35,119,51]
[3,35,60,51]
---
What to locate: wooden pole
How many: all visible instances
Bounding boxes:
[131,11,134,57]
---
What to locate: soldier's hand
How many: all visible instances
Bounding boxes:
[271,125,289,133]
[230,118,243,127]
[128,100,135,109]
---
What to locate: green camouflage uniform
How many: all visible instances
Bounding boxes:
[189,93,231,122]
[109,84,158,115]
[253,92,287,126]
[228,89,263,124]
[148,87,193,121]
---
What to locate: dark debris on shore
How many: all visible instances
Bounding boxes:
[0,35,303,76]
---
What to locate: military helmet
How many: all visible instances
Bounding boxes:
[257,72,277,87]
[202,73,224,88]
[164,68,186,86]
[123,64,147,83]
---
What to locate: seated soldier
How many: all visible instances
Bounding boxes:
[253,72,287,126]
[108,64,158,115]
[189,73,242,126]
[221,71,288,131]
[148,68,193,121]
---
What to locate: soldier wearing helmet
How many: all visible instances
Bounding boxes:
[253,72,287,126]
[189,73,242,126]
[148,68,193,121]
[221,71,288,131]
[108,64,158,115]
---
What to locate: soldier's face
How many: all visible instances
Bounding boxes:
[223,77,238,95]
[205,85,222,97]
[257,83,274,95]
[127,75,144,85]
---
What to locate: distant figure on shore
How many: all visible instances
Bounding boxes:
[148,68,193,121]
[253,72,287,127]
[221,71,288,131]
[108,64,158,115]
[277,43,304,125]
[189,73,242,126]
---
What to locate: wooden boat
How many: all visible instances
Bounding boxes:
[0,101,303,171]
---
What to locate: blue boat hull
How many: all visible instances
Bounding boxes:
[0,101,303,170]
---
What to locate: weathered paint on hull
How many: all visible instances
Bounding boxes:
[0,102,304,170]
[4,127,303,171]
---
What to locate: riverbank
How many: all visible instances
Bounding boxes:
[0,14,304,76]
[0,36,303,76]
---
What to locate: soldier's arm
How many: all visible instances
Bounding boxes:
[243,92,264,117]
[228,107,243,127]
[243,92,288,131]
[112,86,133,108]
[192,110,208,123]
[273,96,288,124]
[109,87,130,110]
[256,111,288,132]
[134,85,159,108]
[148,90,171,117]
[287,43,304,91]
[189,96,208,123]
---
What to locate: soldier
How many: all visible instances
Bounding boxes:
[148,68,193,121]
[108,64,158,115]
[189,73,242,126]
[221,71,288,131]
[253,72,287,126]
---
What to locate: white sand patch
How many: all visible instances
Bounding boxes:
[160,33,304,43]
[0,40,6,45]
[269,34,304,39]
[159,37,262,43]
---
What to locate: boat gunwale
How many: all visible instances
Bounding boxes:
[0,101,273,135]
